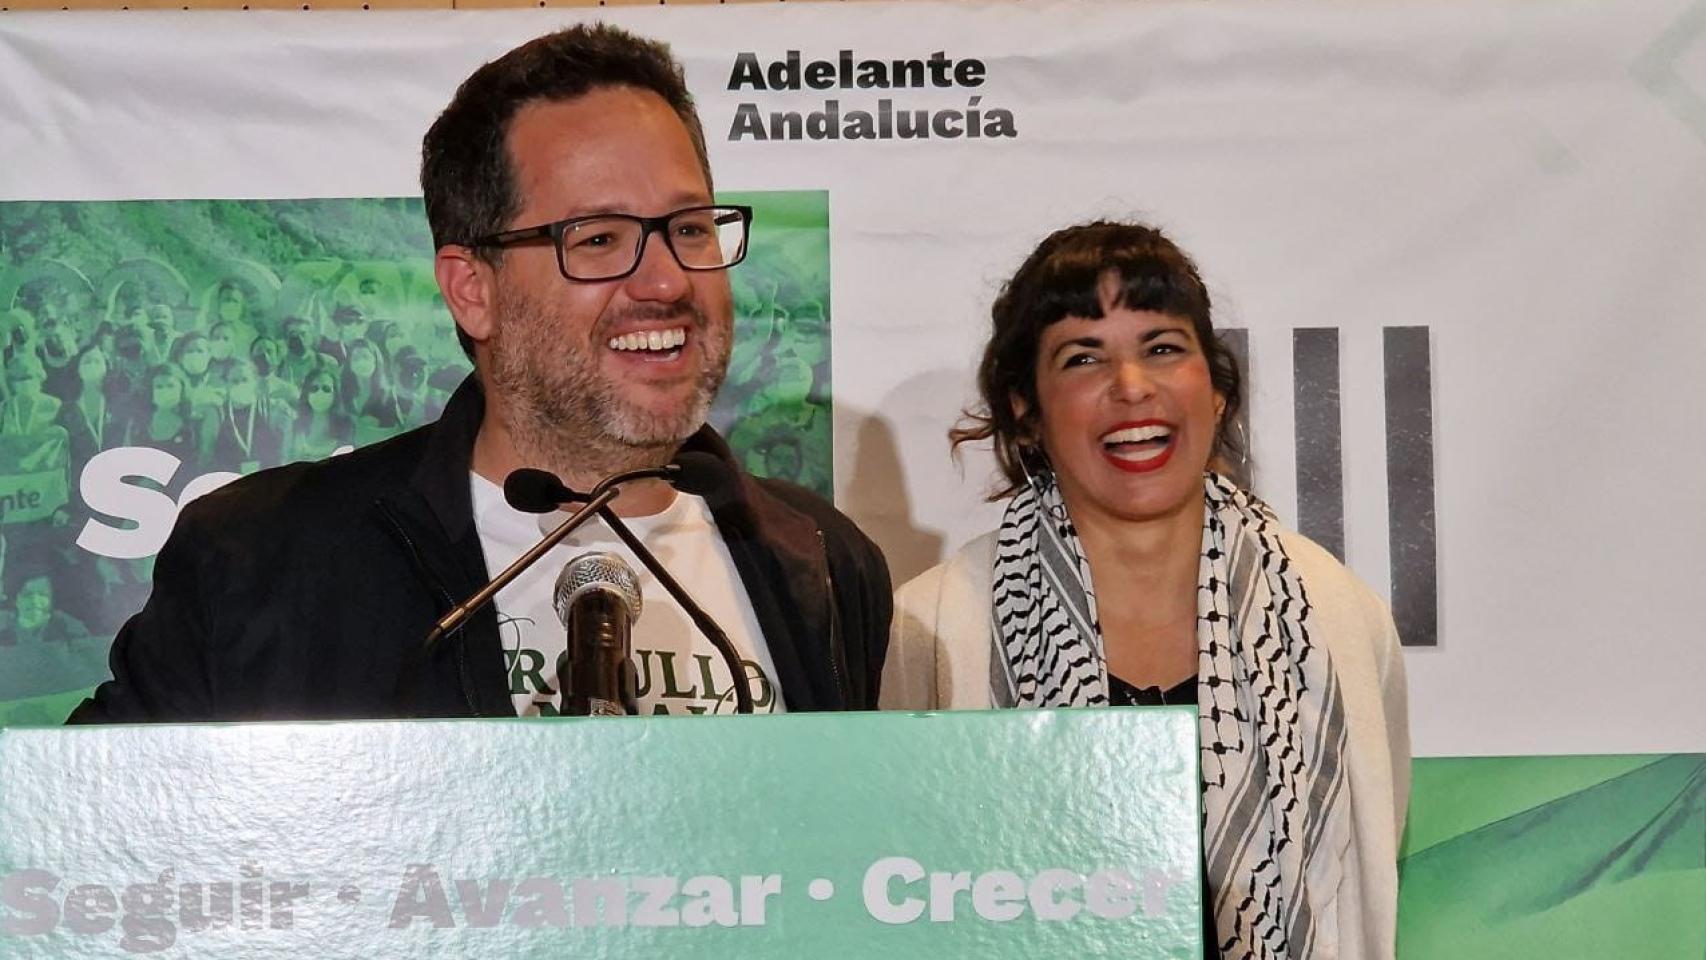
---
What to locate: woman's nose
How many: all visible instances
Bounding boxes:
[1109,360,1156,403]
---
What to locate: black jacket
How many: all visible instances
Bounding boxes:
[69,376,891,721]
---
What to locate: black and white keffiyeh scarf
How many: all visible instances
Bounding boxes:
[991,470,1352,960]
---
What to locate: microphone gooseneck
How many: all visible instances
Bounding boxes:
[458,453,759,715]
[591,505,757,715]
[422,485,621,649]
[503,453,734,516]
[587,463,675,499]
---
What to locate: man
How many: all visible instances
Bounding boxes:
[70,24,891,722]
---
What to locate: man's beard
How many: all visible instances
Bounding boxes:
[487,283,730,475]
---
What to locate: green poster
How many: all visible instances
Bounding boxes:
[1396,753,1706,958]
[0,432,70,525]
[0,195,832,721]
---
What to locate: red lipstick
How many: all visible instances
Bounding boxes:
[1099,419,1176,474]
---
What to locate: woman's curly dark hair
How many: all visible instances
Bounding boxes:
[951,220,1244,499]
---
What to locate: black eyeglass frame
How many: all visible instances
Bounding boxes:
[461,204,755,282]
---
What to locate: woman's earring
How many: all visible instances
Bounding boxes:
[1017,443,1071,521]
[1231,418,1252,487]
[1018,447,1049,494]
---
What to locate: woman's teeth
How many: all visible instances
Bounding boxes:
[608,327,687,352]
[1101,424,1171,445]
[1101,424,1172,461]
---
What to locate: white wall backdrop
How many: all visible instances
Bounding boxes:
[3,0,1704,756]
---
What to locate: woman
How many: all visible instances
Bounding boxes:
[339,338,398,433]
[1,352,63,436]
[882,221,1409,960]
[207,319,243,381]
[121,363,201,464]
[283,362,352,463]
[205,358,284,473]
[248,335,298,408]
[199,279,257,346]
[57,345,118,466]
[169,331,224,420]
[364,319,409,366]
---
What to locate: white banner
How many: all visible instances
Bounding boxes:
[3,0,1704,756]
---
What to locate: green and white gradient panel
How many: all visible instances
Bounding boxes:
[0,709,1203,958]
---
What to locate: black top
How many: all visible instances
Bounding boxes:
[1108,673,1198,707]
[1108,673,1221,960]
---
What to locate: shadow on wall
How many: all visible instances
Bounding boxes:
[838,378,956,588]
[841,412,945,589]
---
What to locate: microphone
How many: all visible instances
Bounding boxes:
[585,455,757,714]
[496,452,760,714]
[667,452,736,502]
[396,456,739,713]
[503,469,575,513]
[503,452,732,515]
[555,552,642,717]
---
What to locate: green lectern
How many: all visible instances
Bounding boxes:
[0,709,1201,958]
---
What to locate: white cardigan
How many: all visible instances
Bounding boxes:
[882,530,1411,960]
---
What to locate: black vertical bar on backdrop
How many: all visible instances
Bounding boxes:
[1383,326,1439,647]
[1218,328,1251,489]
[1293,328,1345,561]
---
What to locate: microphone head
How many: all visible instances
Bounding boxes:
[668,451,735,502]
[504,468,572,514]
[553,552,643,627]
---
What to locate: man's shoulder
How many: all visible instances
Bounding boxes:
[176,421,438,543]
[742,474,892,598]
[747,475,870,547]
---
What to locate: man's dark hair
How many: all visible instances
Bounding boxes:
[421,24,713,357]
[422,23,712,251]
[951,220,1245,500]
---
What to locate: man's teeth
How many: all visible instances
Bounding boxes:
[1100,424,1171,445]
[608,328,687,352]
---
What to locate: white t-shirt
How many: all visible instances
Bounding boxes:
[470,473,784,717]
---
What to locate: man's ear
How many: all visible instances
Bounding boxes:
[435,245,497,346]
[1214,392,1227,423]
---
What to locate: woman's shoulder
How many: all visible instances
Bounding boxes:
[885,531,1000,711]
[895,531,998,610]
[1274,527,1386,612]
[1271,525,1404,673]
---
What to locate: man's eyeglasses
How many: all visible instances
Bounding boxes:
[463,204,754,282]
